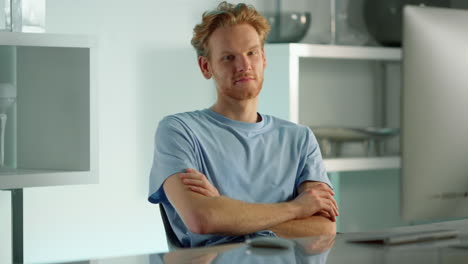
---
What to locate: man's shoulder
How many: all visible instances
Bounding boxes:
[163,109,205,120]
[263,114,311,134]
[154,110,211,150]
[160,109,208,127]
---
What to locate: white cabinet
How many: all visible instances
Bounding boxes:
[0,32,98,189]
[260,43,402,172]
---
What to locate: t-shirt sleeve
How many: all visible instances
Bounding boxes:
[148,116,199,204]
[295,127,333,192]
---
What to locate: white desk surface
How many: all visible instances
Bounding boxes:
[61,219,468,264]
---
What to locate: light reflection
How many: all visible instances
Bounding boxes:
[149,235,335,264]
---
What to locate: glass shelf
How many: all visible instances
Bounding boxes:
[267,43,402,61]
[324,156,400,172]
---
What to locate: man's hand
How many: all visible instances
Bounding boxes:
[269,182,338,238]
[290,182,339,222]
[180,168,220,197]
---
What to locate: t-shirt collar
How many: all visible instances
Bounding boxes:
[203,108,266,131]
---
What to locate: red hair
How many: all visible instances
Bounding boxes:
[191,1,270,57]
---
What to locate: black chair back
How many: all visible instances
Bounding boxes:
[159,203,183,249]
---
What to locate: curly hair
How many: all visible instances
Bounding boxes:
[191,1,270,58]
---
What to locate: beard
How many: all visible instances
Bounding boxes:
[224,85,262,100]
[216,76,264,101]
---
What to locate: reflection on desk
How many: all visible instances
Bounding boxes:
[59,220,468,264]
[151,235,334,264]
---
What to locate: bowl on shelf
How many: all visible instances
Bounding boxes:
[264,12,311,43]
[309,126,399,158]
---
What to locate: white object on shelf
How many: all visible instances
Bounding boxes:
[324,156,400,172]
[0,114,6,166]
[19,0,46,32]
[0,83,16,168]
[5,0,46,32]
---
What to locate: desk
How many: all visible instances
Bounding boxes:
[61,220,468,264]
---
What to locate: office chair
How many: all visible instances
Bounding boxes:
[159,203,183,250]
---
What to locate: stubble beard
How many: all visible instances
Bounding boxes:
[220,77,264,101]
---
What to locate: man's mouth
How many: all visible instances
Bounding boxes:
[234,76,255,84]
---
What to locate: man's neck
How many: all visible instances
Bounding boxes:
[210,97,259,123]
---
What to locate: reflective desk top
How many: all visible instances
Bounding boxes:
[64,220,468,264]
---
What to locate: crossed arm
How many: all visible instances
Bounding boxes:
[163,168,338,237]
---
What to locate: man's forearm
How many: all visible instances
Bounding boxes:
[164,174,302,236]
[269,215,336,238]
[183,194,300,236]
[165,171,338,237]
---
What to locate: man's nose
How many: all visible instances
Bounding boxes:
[236,55,251,72]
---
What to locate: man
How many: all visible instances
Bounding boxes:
[148,2,338,248]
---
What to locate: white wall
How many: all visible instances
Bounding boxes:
[23,0,214,262]
[0,0,259,263]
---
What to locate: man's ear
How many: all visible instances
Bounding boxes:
[198,56,212,79]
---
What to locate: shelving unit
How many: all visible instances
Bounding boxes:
[260,43,403,232]
[0,32,98,188]
[0,32,97,263]
[260,43,402,171]
[261,43,401,124]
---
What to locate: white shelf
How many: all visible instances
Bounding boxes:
[292,43,401,61]
[0,32,95,48]
[267,43,401,61]
[324,156,401,172]
[0,169,98,189]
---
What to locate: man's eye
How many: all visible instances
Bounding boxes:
[248,50,258,56]
[223,55,234,61]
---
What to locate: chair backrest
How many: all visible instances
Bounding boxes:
[159,203,183,250]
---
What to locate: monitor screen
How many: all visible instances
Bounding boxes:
[401,6,468,222]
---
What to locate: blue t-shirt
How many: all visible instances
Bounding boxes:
[148,109,331,247]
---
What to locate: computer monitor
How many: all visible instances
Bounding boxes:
[401,6,468,223]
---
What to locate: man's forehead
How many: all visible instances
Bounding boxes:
[208,24,261,54]
[218,44,261,54]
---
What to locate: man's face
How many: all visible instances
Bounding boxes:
[199,23,266,101]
